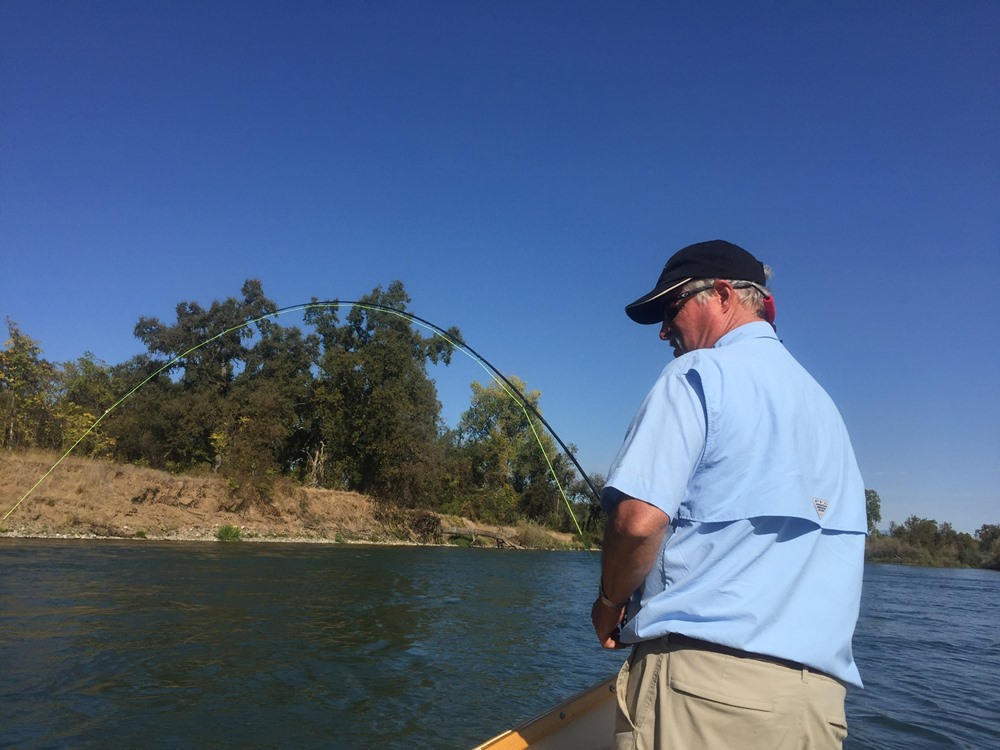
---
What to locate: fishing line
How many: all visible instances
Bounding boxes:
[3,301,600,540]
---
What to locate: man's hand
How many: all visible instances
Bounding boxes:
[591,597,629,649]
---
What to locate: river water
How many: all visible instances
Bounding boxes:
[1,540,998,749]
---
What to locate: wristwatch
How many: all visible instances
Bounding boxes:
[598,580,626,609]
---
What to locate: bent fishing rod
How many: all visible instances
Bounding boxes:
[344,301,602,504]
[3,300,602,529]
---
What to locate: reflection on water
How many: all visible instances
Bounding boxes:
[2,541,999,749]
[1,540,619,749]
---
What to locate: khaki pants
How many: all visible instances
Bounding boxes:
[614,637,848,750]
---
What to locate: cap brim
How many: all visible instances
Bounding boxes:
[624,277,692,325]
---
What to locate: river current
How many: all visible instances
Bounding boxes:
[1,540,997,749]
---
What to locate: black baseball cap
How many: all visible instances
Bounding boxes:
[625,240,767,324]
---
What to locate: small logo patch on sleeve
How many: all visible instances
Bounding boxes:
[812,497,830,519]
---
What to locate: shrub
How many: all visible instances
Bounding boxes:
[215,524,242,542]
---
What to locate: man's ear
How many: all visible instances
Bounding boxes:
[714,280,737,310]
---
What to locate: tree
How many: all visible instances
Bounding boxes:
[238,319,318,477]
[865,489,882,535]
[455,375,574,525]
[976,523,1000,550]
[976,524,1000,570]
[216,322,317,511]
[577,472,607,533]
[872,515,989,568]
[128,280,280,470]
[55,353,117,456]
[133,279,276,390]
[100,353,177,466]
[935,522,982,568]
[896,516,939,548]
[304,281,459,504]
[0,319,59,450]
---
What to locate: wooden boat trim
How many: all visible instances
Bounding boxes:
[472,676,616,750]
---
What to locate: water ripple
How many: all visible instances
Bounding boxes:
[2,542,998,748]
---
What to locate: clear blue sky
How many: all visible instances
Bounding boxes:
[2,1,997,533]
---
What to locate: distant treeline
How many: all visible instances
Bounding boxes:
[1,280,604,538]
[867,511,999,570]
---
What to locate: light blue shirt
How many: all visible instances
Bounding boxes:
[603,322,867,688]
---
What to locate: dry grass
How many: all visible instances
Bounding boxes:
[0,449,387,543]
[0,450,580,549]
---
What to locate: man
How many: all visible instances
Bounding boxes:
[592,240,867,749]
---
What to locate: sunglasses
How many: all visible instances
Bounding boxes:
[663,281,772,324]
[662,284,717,323]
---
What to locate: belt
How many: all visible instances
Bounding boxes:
[665,633,835,681]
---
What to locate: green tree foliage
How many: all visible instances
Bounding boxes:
[133,279,276,389]
[578,472,607,533]
[5,281,585,532]
[976,524,1000,570]
[126,280,281,473]
[304,281,459,505]
[54,353,118,456]
[215,317,318,511]
[865,488,882,535]
[866,514,990,568]
[105,353,185,467]
[454,376,575,526]
[0,319,59,449]
[235,320,317,477]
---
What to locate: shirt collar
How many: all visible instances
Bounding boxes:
[713,320,779,349]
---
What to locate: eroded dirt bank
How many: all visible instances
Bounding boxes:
[0,451,576,548]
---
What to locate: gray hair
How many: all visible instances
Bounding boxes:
[683,265,772,319]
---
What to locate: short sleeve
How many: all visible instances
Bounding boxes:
[601,363,707,519]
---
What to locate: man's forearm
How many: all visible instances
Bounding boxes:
[600,498,671,605]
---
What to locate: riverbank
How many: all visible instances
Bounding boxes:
[0,451,579,549]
